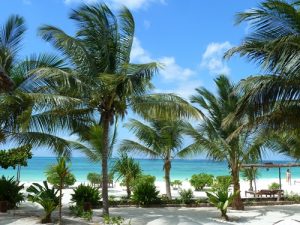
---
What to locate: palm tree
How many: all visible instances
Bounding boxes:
[38,3,199,215]
[120,119,188,199]
[113,153,142,198]
[224,0,300,132]
[179,75,271,210]
[47,157,71,225]
[0,15,79,156]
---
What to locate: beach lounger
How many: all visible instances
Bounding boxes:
[245,189,284,197]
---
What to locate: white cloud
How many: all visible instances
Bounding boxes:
[131,38,195,81]
[130,37,153,63]
[158,57,195,81]
[154,80,201,100]
[64,0,166,10]
[201,41,232,75]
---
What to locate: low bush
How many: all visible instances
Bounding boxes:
[69,205,93,221]
[179,189,193,204]
[190,173,214,191]
[0,176,24,209]
[27,181,59,223]
[132,175,159,205]
[285,191,300,202]
[268,182,280,190]
[71,184,101,209]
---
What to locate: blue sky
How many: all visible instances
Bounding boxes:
[1,0,289,160]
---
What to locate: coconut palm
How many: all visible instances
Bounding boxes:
[38,3,199,215]
[179,75,272,210]
[0,15,80,156]
[120,119,189,199]
[113,153,142,198]
[224,0,300,132]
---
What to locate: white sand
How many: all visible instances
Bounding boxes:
[1,178,300,225]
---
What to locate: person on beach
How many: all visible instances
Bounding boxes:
[286,169,291,185]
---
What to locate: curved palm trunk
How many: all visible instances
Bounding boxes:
[231,167,244,210]
[101,113,110,216]
[164,159,172,199]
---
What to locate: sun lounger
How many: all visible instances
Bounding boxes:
[245,189,284,197]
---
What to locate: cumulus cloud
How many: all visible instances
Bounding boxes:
[64,0,166,10]
[158,57,195,81]
[154,80,201,100]
[201,41,232,75]
[131,38,195,81]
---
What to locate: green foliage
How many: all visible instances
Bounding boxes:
[46,168,76,188]
[69,205,93,221]
[132,175,159,205]
[71,184,101,208]
[206,189,239,221]
[179,189,194,204]
[213,176,232,191]
[285,192,300,202]
[0,145,32,169]
[190,173,214,191]
[268,182,280,190]
[113,153,142,198]
[103,215,129,225]
[87,172,102,187]
[27,181,59,223]
[171,180,182,189]
[0,176,24,209]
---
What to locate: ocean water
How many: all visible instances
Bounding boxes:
[0,157,298,182]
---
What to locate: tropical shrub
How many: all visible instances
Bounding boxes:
[190,173,214,191]
[179,189,194,204]
[285,192,300,202]
[113,153,142,198]
[87,173,102,187]
[0,176,24,210]
[132,175,159,205]
[171,180,182,190]
[268,182,280,190]
[69,205,93,221]
[71,184,101,209]
[27,181,59,223]
[103,215,126,225]
[206,189,238,221]
[213,176,232,191]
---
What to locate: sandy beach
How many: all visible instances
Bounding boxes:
[1,178,300,225]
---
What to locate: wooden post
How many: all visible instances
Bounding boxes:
[279,167,282,190]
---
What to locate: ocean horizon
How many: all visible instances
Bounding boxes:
[0,157,298,182]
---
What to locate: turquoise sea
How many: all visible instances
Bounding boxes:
[0,157,298,182]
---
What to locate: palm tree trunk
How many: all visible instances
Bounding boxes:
[231,167,244,210]
[126,183,131,199]
[249,179,253,191]
[101,112,110,216]
[59,182,63,225]
[164,159,172,199]
[0,70,14,93]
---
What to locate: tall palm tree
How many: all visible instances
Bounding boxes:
[224,0,300,132]
[120,119,188,199]
[0,15,78,156]
[38,3,199,215]
[179,75,270,210]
